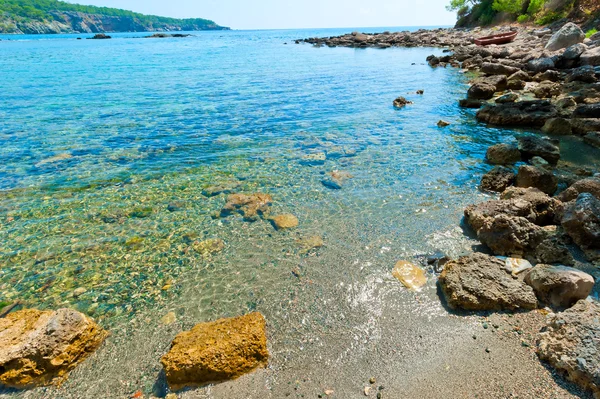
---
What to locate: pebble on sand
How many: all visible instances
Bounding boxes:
[392,260,427,291]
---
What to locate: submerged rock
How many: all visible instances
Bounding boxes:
[439,253,538,311]
[392,260,427,291]
[524,265,594,309]
[393,96,412,108]
[220,193,273,221]
[537,300,600,397]
[0,308,108,388]
[192,238,225,256]
[271,214,299,230]
[161,312,269,391]
[202,182,241,197]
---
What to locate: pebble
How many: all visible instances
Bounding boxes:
[72,287,87,298]
[369,377,376,384]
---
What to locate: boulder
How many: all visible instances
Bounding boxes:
[532,81,561,99]
[89,33,111,39]
[584,132,600,148]
[581,46,600,66]
[541,118,572,135]
[537,300,600,397]
[438,253,538,311]
[555,96,577,109]
[468,82,496,100]
[459,98,484,108]
[561,193,600,249]
[495,92,519,104]
[527,57,555,73]
[572,118,600,135]
[0,308,108,388]
[508,70,531,82]
[557,177,600,202]
[480,166,515,193]
[476,101,558,128]
[464,187,561,232]
[524,265,594,308]
[477,214,549,256]
[517,136,560,165]
[486,143,521,165]
[271,214,299,230]
[545,23,585,52]
[161,312,269,390]
[220,193,273,221]
[473,74,508,92]
[566,66,597,83]
[516,165,558,195]
[563,43,587,60]
[393,96,412,108]
[535,236,575,265]
[535,70,561,82]
[573,104,600,119]
[481,62,520,76]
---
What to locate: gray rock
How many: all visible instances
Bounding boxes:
[480,166,516,193]
[495,92,519,104]
[541,118,572,135]
[439,253,538,311]
[321,178,343,190]
[468,82,496,100]
[581,46,600,66]
[574,104,600,119]
[525,265,594,308]
[563,43,587,60]
[557,177,600,202]
[528,57,555,73]
[561,193,600,250]
[477,101,558,128]
[477,214,549,257]
[572,118,600,135]
[481,62,520,76]
[584,132,600,149]
[567,66,598,83]
[517,136,560,165]
[545,23,585,51]
[486,143,521,165]
[516,165,558,195]
[535,236,575,265]
[459,98,484,108]
[537,300,600,398]
[473,75,508,92]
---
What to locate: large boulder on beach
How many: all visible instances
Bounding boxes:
[580,45,600,66]
[557,177,600,202]
[0,308,108,388]
[545,23,585,52]
[476,101,558,128]
[161,312,269,391]
[563,43,588,60]
[439,253,538,311]
[517,136,560,165]
[537,300,600,398]
[486,143,521,165]
[481,166,515,193]
[527,57,555,73]
[477,214,549,256]
[481,62,520,76]
[464,187,561,232]
[516,165,558,195]
[561,193,600,250]
[468,82,496,100]
[524,265,594,308]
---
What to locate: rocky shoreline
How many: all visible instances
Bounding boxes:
[300,22,600,398]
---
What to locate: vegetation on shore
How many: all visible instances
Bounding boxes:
[448,0,600,27]
[0,0,227,33]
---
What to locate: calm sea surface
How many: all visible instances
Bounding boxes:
[1,28,598,397]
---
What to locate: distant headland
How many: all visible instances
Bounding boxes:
[0,0,229,34]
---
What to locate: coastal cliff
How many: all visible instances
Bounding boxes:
[0,0,228,34]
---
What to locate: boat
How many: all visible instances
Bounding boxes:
[474,31,518,46]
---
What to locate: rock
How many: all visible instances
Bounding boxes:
[161,312,177,325]
[486,143,521,165]
[481,62,520,76]
[566,66,597,83]
[561,193,600,249]
[541,118,572,135]
[517,136,560,165]
[161,312,269,390]
[0,308,108,388]
[476,101,558,128]
[473,75,508,92]
[545,23,585,52]
[167,201,186,212]
[530,156,550,169]
[573,104,600,119]
[495,92,519,104]
[477,214,549,257]
[321,178,342,190]
[459,98,484,108]
[584,132,600,148]
[202,182,240,197]
[527,57,555,73]
[504,257,533,276]
[468,82,496,100]
[563,43,588,60]
[296,235,324,252]
[535,70,561,82]
[480,166,516,193]
[271,214,299,230]
[192,238,225,256]
[393,97,412,108]
[572,118,600,134]
[555,96,577,109]
[220,193,273,221]
[392,260,427,291]
[508,70,531,82]
[524,265,594,308]
[72,287,86,298]
[516,165,558,195]
[438,253,538,311]
[416,90,424,94]
[557,177,600,202]
[533,81,561,99]
[300,152,326,166]
[507,78,526,90]
[536,236,575,265]
[465,187,561,232]
[537,300,600,397]
[437,120,451,127]
[89,33,111,39]
[581,46,600,66]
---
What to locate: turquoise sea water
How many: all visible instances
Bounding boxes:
[1,28,598,397]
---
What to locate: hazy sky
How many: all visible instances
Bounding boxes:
[68,0,457,30]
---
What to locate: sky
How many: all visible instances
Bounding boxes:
[67,0,458,30]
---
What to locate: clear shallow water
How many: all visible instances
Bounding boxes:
[0,28,596,398]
